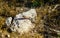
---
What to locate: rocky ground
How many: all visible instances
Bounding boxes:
[0,0,60,38]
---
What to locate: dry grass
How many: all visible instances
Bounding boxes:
[0,1,44,38]
[0,0,59,38]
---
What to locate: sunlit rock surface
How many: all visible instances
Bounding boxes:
[6,17,12,26]
[6,9,37,34]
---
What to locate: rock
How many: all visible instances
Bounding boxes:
[6,17,12,26]
[6,9,37,34]
[12,19,34,33]
[22,9,37,21]
[15,13,23,18]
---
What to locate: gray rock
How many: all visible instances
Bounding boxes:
[6,17,12,26]
[6,9,37,34]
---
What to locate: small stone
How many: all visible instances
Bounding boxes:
[21,8,23,11]
[7,34,10,38]
[5,34,10,38]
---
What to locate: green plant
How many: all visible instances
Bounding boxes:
[32,0,44,7]
[32,0,40,7]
